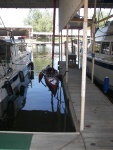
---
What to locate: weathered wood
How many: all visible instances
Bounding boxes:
[60,61,113,149]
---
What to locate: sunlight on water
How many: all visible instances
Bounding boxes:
[23,45,66,113]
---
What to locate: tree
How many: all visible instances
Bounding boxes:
[24,9,53,32]
[96,9,110,27]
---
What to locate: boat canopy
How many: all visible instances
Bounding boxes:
[95,21,113,42]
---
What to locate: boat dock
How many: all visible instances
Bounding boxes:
[59,61,113,149]
[0,61,113,149]
[26,41,60,46]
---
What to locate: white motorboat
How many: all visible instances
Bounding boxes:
[0,31,34,120]
[87,21,113,94]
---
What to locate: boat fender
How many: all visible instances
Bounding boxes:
[19,71,25,82]
[27,71,31,79]
[4,81,13,96]
[22,98,26,107]
[30,71,34,79]
[39,72,43,83]
[7,101,15,118]
[28,62,34,70]
[31,62,34,70]
[58,74,63,82]
[20,85,25,96]
[103,77,109,93]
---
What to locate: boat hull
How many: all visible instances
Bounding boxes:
[87,56,113,94]
[0,35,34,122]
[0,63,33,120]
[39,72,44,83]
[45,76,59,96]
[39,66,59,96]
[86,21,113,96]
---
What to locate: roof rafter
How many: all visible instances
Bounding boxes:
[26,0,31,9]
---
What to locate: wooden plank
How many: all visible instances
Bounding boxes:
[59,61,113,149]
[30,133,86,150]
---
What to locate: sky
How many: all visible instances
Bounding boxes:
[0,8,112,32]
[0,8,112,25]
[0,8,30,26]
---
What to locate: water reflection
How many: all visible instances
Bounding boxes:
[0,45,75,132]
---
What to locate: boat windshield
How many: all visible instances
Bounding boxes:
[0,44,11,62]
[101,42,110,55]
[18,43,26,54]
[14,40,26,58]
[95,42,101,53]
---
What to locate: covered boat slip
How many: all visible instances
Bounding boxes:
[0,0,113,149]
[1,62,113,149]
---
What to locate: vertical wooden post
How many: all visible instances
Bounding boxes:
[80,0,88,131]
[71,29,73,53]
[52,0,56,69]
[78,29,80,69]
[61,30,63,61]
[59,32,61,62]
[66,24,69,83]
[91,0,96,83]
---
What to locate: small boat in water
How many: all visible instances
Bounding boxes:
[39,66,59,96]
[0,29,34,121]
[39,0,62,96]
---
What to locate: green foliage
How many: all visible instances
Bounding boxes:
[24,9,53,32]
[34,57,51,74]
[96,10,109,27]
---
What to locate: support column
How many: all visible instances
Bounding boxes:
[71,29,73,53]
[78,29,80,69]
[61,30,63,61]
[80,0,88,131]
[66,24,69,83]
[59,32,61,62]
[91,0,96,83]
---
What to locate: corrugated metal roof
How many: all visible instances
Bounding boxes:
[0,0,58,8]
[88,0,113,8]
[0,0,112,9]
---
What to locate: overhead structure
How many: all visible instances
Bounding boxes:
[0,25,33,37]
[0,0,59,8]
[59,0,84,31]
[0,1,112,31]
[0,0,112,9]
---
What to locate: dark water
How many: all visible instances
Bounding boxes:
[3,45,75,132]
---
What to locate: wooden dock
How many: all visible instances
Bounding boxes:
[59,61,113,149]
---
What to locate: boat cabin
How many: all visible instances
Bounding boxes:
[0,38,27,65]
[88,21,113,59]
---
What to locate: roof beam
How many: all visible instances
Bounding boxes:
[70,18,92,23]
[63,24,83,30]
[26,0,31,8]
[4,0,10,8]
[96,14,113,24]
[11,0,17,8]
